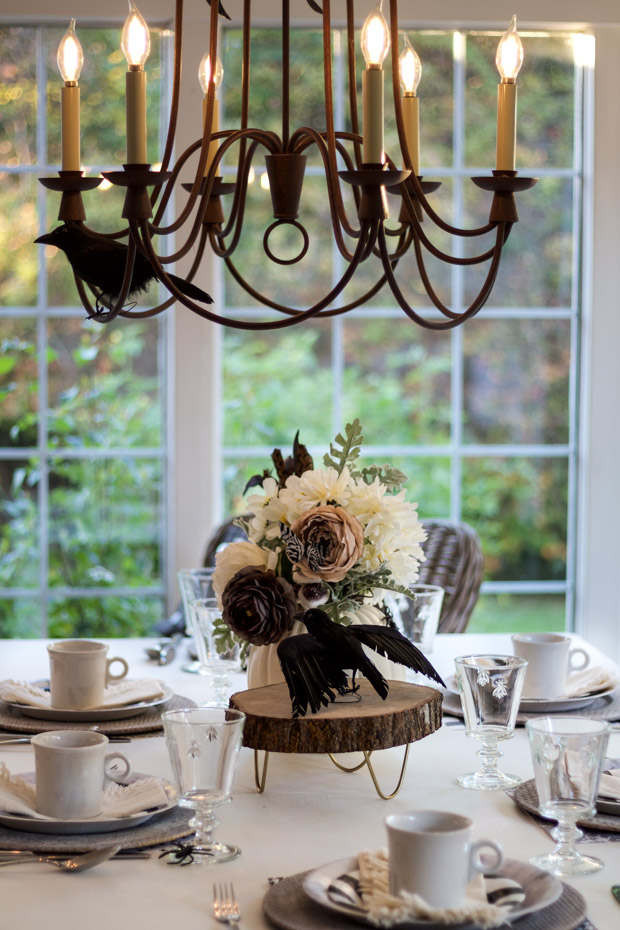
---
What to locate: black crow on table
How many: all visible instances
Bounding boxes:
[277,608,445,718]
[35,223,213,311]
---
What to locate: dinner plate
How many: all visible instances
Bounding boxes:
[1,682,173,722]
[0,772,177,835]
[444,675,614,714]
[302,857,562,930]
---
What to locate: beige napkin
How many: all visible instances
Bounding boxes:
[357,849,506,929]
[0,762,169,821]
[598,768,620,800]
[566,665,618,697]
[0,678,165,709]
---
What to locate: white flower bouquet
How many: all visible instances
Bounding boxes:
[213,420,426,653]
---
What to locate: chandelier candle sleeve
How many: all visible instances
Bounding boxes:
[122,1,151,165]
[198,54,223,177]
[57,20,83,172]
[399,37,422,176]
[361,3,390,164]
[495,15,524,171]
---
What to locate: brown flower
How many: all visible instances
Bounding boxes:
[221,565,297,646]
[290,505,364,583]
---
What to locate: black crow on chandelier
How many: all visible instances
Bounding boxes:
[35,223,213,314]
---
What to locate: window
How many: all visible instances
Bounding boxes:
[218,27,583,634]
[0,25,171,636]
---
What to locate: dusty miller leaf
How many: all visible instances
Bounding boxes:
[360,464,408,492]
[323,419,364,476]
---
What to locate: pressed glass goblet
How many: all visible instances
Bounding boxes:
[177,568,216,675]
[526,716,610,875]
[191,597,240,703]
[454,654,527,790]
[163,707,246,864]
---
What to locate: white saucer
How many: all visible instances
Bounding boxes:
[445,675,614,714]
[303,857,562,930]
[518,687,615,713]
[0,772,177,835]
[595,795,620,816]
[1,682,173,722]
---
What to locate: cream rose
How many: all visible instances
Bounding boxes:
[290,504,364,583]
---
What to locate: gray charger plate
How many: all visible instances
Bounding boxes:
[264,867,587,930]
[302,857,561,930]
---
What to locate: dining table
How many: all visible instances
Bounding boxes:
[0,631,618,930]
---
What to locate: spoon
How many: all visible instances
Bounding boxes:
[0,845,123,872]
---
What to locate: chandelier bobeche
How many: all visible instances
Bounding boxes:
[40,1,537,331]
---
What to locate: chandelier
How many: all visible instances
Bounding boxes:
[38,1,537,331]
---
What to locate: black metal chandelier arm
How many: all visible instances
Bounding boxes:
[398,185,504,267]
[402,224,505,325]
[72,234,138,323]
[150,0,184,212]
[287,127,362,257]
[345,0,362,169]
[208,137,276,258]
[218,225,374,326]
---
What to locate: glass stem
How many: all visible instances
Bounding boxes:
[553,817,578,858]
[190,805,218,850]
[478,735,502,776]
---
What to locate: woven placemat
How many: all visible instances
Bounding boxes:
[0,693,197,737]
[512,778,620,839]
[263,869,589,930]
[0,805,192,853]
[440,689,620,726]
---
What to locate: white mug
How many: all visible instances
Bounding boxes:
[511,633,589,700]
[48,640,129,709]
[385,810,504,910]
[32,730,131,819]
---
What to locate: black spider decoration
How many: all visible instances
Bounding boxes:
[158,841,198,866]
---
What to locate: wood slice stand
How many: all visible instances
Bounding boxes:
[229,680,442,799]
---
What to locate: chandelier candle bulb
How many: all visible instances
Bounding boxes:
[361,3,390,165]
[198,54,223,177]
[57,20,83,172]
[122,1,151,165]
[495,15,523,171]
[399,38,422,176]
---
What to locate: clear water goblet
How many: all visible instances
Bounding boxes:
[190,597,240,704]
[454,654,527,790]
[526,716,610,875]
[397,584,445,654]
[177,567,216,675]
[163,706,246,864]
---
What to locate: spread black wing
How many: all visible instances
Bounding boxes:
[277,635,349,718]
[351,625,445,687]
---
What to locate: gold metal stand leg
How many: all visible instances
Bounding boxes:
[253,749,269,793]
[328,744,411,800]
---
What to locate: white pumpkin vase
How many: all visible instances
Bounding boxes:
[246,604,407,690]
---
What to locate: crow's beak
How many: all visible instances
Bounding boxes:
[34,232,54,245]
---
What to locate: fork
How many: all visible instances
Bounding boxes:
[213,883,240,926]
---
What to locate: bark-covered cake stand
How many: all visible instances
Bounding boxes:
[229,680,442,799]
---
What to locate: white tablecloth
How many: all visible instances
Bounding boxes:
[0,633,618,930]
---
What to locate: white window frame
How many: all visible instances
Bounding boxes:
[6,1,620,661]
